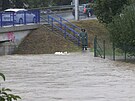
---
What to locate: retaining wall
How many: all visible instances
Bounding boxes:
[0,24,40,55]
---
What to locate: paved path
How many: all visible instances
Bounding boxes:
[0,51,135,101]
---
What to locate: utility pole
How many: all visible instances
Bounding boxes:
[75,0,79,21]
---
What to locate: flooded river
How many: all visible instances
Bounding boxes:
[0,52,135,101]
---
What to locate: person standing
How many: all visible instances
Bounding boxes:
[79,29,88,51]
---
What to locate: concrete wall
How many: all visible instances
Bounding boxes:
[0,24,40,55]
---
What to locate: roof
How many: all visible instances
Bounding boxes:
[4,8,27,12]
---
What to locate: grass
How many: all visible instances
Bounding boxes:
[15,19,108,54]
[71,19,109,47]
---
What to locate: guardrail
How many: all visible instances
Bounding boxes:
[48,15,81,45]
[0,9,40,27]
[0,5,75,27]
[56,15,81,30]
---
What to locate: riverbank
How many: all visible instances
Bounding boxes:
[15,19,108,54]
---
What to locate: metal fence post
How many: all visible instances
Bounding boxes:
[78,35,80,46]
[60,17,62,29]
[124,44,127,61]
[51,18,54,31]
[124,50,127,61]
[112,42,115,61]
[13,12,15,26]
[103,40,105,59]
[0,13,2,27]
[37,9,40,23]
[94,35,97,57]
[24,11,26,24]
[64,25,66,38]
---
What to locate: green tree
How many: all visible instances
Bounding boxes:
[2,0,10,10]
[25,0,56,8]
[0,73,21,101]
[14,0,24,8]
[94,0,129,24]
[107,4,135,55]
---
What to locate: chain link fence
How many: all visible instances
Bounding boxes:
[94,35,135,62]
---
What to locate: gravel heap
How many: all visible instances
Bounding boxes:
[15,25,81,54]
[15,20,107,54]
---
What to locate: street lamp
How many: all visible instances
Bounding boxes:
[75,0,79,20]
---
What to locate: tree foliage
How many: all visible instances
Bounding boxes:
[0,0,73,10]
[13,0,24,8]
[107,4,135,55]
[1,0,10,10]
[0,0,92,10]
[0,73,21,101]
[94,0,135,56]
[94,0,129,24]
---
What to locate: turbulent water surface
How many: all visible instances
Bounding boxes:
[0,52,135,101]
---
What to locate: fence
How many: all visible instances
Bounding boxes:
[0,9,40,27]
[94,36,105,59]
[112,43,135,61]
[94,35,135,61]
[47,14,82,46]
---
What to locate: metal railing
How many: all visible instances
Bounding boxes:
[56,15,81,30]
[47,15,81,45]
[0,9,40,27]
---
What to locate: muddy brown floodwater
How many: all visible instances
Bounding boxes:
[0,51,135,101]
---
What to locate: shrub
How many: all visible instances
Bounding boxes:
[0,73,21,101]
[107,4,135,55]
[94,0,128,24]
